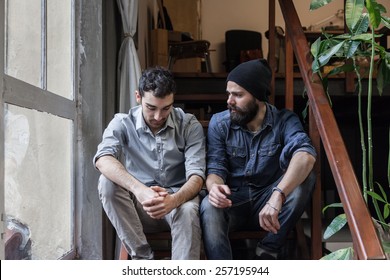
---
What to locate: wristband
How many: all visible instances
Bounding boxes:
[266,202,281,213]
[272,186,286,204]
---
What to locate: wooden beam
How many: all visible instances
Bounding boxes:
[284,30,294,110]
[268,0,276,105]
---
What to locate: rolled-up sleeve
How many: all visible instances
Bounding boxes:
[93,114,126,170]
[184,116,206,181]
[279,111,317,171]
[206,113,230,182]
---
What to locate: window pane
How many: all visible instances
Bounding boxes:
[5,0,42,87]
[47,0,73,99]
[4,104,73,260]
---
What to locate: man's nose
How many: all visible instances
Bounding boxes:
[154,111,164,121]
[227,94,234,105]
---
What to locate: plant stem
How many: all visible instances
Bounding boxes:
[388,128,390,186]
[368,30,374,194]
[354,58,367,201]
[368,28,383,224]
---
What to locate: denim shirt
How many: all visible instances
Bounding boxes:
[93,106,206,190]
[206,103,316,190]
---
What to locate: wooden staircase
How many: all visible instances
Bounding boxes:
[108,0,388,260]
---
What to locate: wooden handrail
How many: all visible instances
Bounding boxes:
[277,0,385,259]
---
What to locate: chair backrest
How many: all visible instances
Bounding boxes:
[167,40,212,72]
[225,30,263,72]
[168,40,210,60]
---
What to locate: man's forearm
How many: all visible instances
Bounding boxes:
[277,151,316,196]
[95,155,143,193]
[205,173,225,192]
[171,175,204,207]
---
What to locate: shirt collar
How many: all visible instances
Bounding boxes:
[263,103,274,128]
[134,105,175,134]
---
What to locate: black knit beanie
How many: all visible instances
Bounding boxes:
[226,59,271,101]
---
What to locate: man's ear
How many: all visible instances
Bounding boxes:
[135,91,141,104]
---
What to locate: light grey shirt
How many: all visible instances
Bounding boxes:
[93,106,206,191]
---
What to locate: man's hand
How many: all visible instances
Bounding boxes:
[149,186,169,198]
[142,187,175,219]
[259,194,282,234]
[208,183,232,208]
[133,185,166,204]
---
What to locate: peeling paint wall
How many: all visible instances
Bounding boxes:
[75,0,104,259]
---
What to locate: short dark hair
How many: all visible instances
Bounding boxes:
[138,66,176,98]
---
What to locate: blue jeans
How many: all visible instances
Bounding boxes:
[200,172,316,259]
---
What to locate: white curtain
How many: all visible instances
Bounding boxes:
[117,0,141,113]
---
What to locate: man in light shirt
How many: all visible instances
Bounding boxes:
[94,66,206,260]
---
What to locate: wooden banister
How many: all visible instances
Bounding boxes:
[277,0,385,259]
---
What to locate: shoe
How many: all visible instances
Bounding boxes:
[255,252,277,260]
[255,244,278,260]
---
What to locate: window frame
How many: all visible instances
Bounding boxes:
[0,0,77,260]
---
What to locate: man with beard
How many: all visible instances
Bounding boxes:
[94,66,206,259]
[200,59,316,260]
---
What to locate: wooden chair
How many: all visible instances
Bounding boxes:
[224,29,263,72]
[167,40,212,73]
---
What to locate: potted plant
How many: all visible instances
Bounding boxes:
[309,0,390,259]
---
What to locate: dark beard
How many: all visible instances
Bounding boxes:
[229,101,259,126]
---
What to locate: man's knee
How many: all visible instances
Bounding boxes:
[285,171,316,210]
[97,175,117,200]
[298,170,316,200]
[177,196,200,218]
[199,195,212,217]
[200,196,225,223]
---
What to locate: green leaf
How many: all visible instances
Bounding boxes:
[345,41,361,58]
[310,37,322,58]
[330,35,351,41]
[384,204,389,219]
[382,240,390,254]
[377,57,390,95]
[321,247,354,260]
[310,0,335,11]
[375,182,388,202]
[351,13,370,35]
[311,37,324,73]
[377,3,387,14]
[382,16,390,29]
[366,0,382,29]
[322,202,343,214]
[312,60,321,73]
[301,99,309,122]
[366,191,386,203]
[345,0,365,31]
[350,33,375,41]
[323,214,347,240]
[318,41,345,67]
